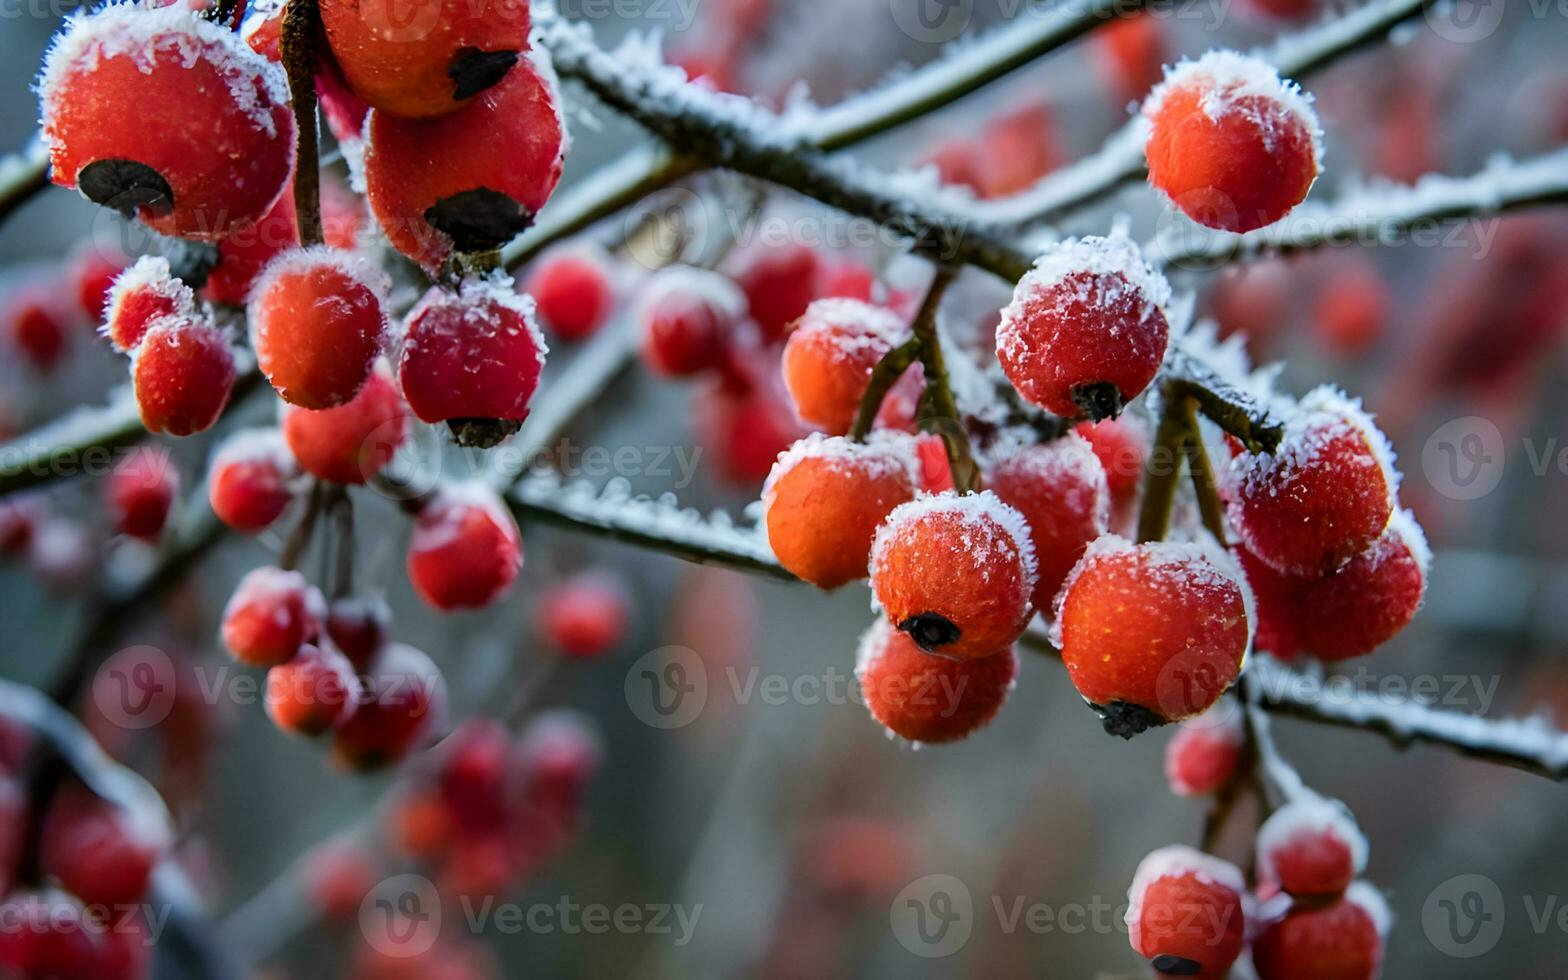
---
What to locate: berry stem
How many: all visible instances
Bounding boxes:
[328,486,354,600]
[1166,377,1283,455]
[1199,698,1261,855]
[847,337,920,442]
[279,480,326,572]
[908,268,978,493]
[1177,398,1228,546]
[1135,385,1191,543]
[281,0,324,247]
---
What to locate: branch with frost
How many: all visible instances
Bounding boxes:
[1149,149,1568,269]
[0,143,48,224]
[971,0,1447,229]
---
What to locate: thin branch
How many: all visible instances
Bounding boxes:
[1177,397,1227,545]
[281,0,323,246]
[849,338,921,441]
[1135,384,1190,542]
[907,269,979,492]
[0,144,48,227]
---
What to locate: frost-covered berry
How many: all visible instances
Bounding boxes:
[1143,52,1322,233]
[1057,536,1250,730]
[221,566,325,667]
[733,243,821,342]
[398,275,546,440]
[333,643,448,770]
[203,188,299,307]
[208,429,299,534]
[856,619,1017,743]
[266,642,362,736]
[1295,510,1428,660]
[987,432,1111,610]
[1075,416,1150,509]
[1257,796,1368,897]
[781,298,908,435]
[1235,544,1307,658]
[764,433,918,590]
[39,7,294,240]
[638,267,745,377]
[106,446,178,542]
[1164,710,1244,796]
[4,289,70,372]
[698,383,805,485]
[1314,260,1388,356]
[365,55,565,269]
[281,366,408,484]
[132,311,237,436]
[407,483,522,611]
[251,248,389,409]
[102,256,194,353]
[319,0,531,118]
[525,244,617,342]
[997,235,1171,420]
[817,260,879,302]
[537,572,630,659]
[327,594,391,671]
[69,245,125,321]
[870,491,1038,659]
[1226,387,1397,577]
[1252,883,1389,980]
[1126,845,1248,980]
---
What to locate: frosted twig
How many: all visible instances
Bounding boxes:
[0,143,48,225]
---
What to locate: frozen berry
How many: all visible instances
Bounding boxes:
[817,260,879,302]
[327,594,392,670]
[40,7,294,240]
[69,245,126,321]
[914,432,956,493]
[398,274,546,437]
[1164,710,1244,796]
[1144,52,1322,233]
[998,235,1171,419]
[764,433,918,589]
[733,243,821,342]
[1314,260,1388,356]
[537,572,631,658]
[333,643,448,770]
[1075,417,1150,508]
[106,445,178,541]
[1235,544,1308,657]
[40,786,166,908]
[1295,510,1428,660]
[132,311,237,436]
[781,298,908,435]
[638,267,744,377]
[870,491,1038,659]
[203,188,299,308]
[365,54,564,269]
[221,566,325,667]
[282,366,408,484]
[1257,797,1368,896]
[1226,387,1397,577]
[1056,536,1250,730]
[1252,883,1389,980]
[699,382,805,485]
[1093,12,1167,106]
[250,248,389,409]
[525,244,617,342]
[4,289,70,372]
[976,100,1062,198]
[208,428,299,534]
[102,256,195,353]
[987,432,1110,610]
[1126,845,1247,980]
[856,619,1017,743]
[267,642,362,735]
[407,483,522,611]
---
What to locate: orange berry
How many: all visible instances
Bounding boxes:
[250,248,389,409]
[781,298,908,434]
[221,566,325,667]
[856,619,1017,744]
[281,366,408,484]
[986,432,1110,610]
[267,642,362,736]
[102,256,194,353]
[1295,510,1428,660]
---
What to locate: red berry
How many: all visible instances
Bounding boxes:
[40,7,294,240]
[1208,260,1292,344]
[764,433,918,589]
[333,643,448,770]
[1057,537,1250,727]
[281,366,409,484]
[69,244,127,321]
[1226,387,1398,577]
[407,483,522,611]
[304,841,377,922]
[41,786,166,907]
[202,187,300,307]
[0,498,39,556]
[1257,797,1368,897]
[208,428,299,534]
[1239,0,1319,19]
[398,275,546,428]
[95,907,151,980]
[1075,417,1150,508]
[4,289,71,372]
[327,594,392,670]
[131,311,237,436]
[914,432,955,493]
[319,0,531,118]
[638,267,744,377]
[733,243,821,342]
[1164,710,1244,796]
[365,55,564,269]
[781,298,908,434]
[921,139,984,193]
[1252,884,1389,980]
[856,619,1017,743]
[1235,544,1308,657]
[1126,846,1247,980]
[525,245,618,342]
[316,52,372,144]
[106,445,179,541]
[221,566,325,667]
[698,382,805,485]
[1314,260,1389,356]
[817,260,879,302]
[870,491,1038,659]
[267,642,362,735]
[0,890,105,979]
[1294,510,1428,660]
[250,248,389,409]
[537,572,631,658]
[1093,12,1167,106]
[998,235,1172,419]
[1144,53,1321,233]
[987,432,1110,610]
[437,719,515,835]
[975,100,1062,198]
[102,256,195,353]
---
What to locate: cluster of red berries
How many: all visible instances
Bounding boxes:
[1226,388,1427,661]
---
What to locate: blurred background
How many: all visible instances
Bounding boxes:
[2,0,1567,977]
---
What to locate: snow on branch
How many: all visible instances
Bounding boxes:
[1148,149,1568,269]
[0,142,47,225]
